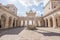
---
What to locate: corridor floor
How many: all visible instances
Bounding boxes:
[0,27,60,40]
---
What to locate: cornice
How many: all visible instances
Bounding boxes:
[43,6,60,18]
[0,6,18,17]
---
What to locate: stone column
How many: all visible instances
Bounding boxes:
[19,21,21,27]
[38,21,40,26]
[23,21,25,27]
[5,17,9,28]
[57,17,60,27]
[32,20,33,26]
[44,19,47,27]
[33,20,35,26]
[48,18,51,27]
[27,20,29,26]
[53,16,57,28]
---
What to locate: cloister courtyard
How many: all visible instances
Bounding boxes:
[0,0,60,40]
[0,27,60,40]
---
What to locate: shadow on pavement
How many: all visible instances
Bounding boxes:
[0,27,25,37]
[32,29,60,36]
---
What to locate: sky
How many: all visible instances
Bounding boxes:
[0,0,49,17]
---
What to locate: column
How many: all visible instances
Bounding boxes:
[44,19,47,27]
[34,20,36,26]
[48,18,51,27]
[53,16,57,28]
[27,20,29,26]
[5,17,9,28]
[18,21,20,27]
[32,20,33,26]
[23,21,24,26]
[19,21,21,27]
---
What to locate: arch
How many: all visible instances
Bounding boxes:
[16,20,19,27]
[13,18,15,27]
[54,14,60,28]
[50,17,53,27]
[23,20,25,27]
[1,14,6,28]
[56,18,58,27]
[8,17,12,27]
[29,20,33,25]
[46,19,48,27]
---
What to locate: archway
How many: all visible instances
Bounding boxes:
[29,20,33,25]
[16,20,19,27]
[46,19,48,27]
[50,18,53,27]
[9,17,12,27]
[13,18,15,27]
[56,18,58,27]
[1,15,6,28]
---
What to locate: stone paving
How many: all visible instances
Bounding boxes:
[0,27,60,40]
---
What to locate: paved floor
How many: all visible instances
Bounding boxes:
[0,27,60,40]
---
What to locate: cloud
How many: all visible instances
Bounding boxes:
[36,11,41,14]
[32,8,36,12]
[43,0,49,6]
[18,0,43,7]
[7,0,17,4]
[36,11,42,16]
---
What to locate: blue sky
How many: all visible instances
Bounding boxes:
[0,0,49,17]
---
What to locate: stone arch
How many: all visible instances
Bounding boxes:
[13,18,15,27]
[29,20,33,25]
[9,17,12,27]
[50,17,53,27]
[1,14,7,28]
[56,18,58,27]
[54,14,60,28]
[16,20,19,27]
[46,19,48,27]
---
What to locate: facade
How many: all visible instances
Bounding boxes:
[19,10,43,27]
[0,0,60,29]
[0,3,20,29]
[0,4,43,29]
[43,0,60,28]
